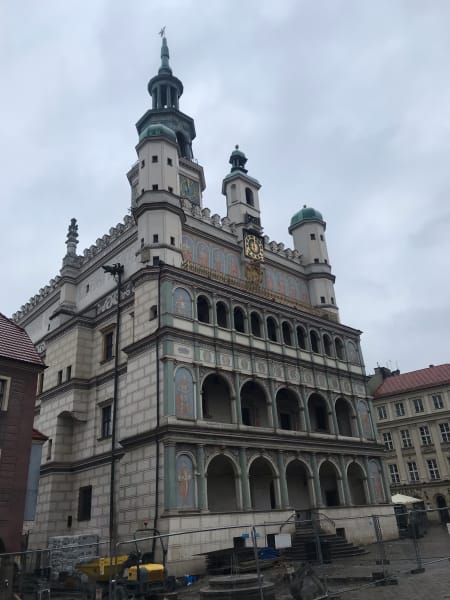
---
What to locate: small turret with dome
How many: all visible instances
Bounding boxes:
[289,204,338,319]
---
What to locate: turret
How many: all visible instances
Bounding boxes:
[289,206,339,319]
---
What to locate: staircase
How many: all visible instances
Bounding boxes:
[282,511,367,563]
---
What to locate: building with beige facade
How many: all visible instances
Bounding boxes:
[370,364,450,522]
[13,36,395,573]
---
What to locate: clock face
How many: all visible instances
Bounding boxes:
[180,175,200,204]
[244,233,264,261]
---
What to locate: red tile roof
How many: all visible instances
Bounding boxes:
[32,428,48,442]
[373,364,450,398]
[0,313,44,366]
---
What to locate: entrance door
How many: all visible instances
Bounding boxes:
[436,495,450,523]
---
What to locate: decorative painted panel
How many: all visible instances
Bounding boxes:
[369,459,385,504]
[358,400,374,439]
[347,341,359,364]
[175,367,195,419]
[176,454,196,508]
[173,287,193,318]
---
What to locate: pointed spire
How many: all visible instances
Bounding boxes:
[159,35,172,75]
[65,218,79,256]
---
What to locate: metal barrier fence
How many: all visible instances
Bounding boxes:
[2,507,450,600]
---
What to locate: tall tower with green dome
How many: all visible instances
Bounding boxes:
[289,205,339,319]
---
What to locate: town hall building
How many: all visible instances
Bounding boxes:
[14,35,394,572]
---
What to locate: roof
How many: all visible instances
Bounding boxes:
[290,206,324,228]
[0,313,44,367]
[32,428,48,442]
[373,363,450,398]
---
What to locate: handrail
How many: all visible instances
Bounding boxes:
[312,510,336,532]
[279,510,297,532]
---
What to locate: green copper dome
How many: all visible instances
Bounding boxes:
[139,123,177,143]
[290,205,324,227]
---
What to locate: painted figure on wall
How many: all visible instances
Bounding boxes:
[198,242,210,267]
[175,367,195,419]
[347,341,359,364]
[369,459,385,504]
[265,269,274,291]
[227,254,240,278]
[182,236,194,262]
[358,400,374,439]
[173,287,192,319]
[176,454,195,508]
[213,248,225,273]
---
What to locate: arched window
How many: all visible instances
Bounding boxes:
[308,393,329,432]
[233,306,246,333]
[240,380,269,427]
[296,326,307,350]
[216,301,228,328]
[267,317,278,342]
[323,334,332,357]
[282,322,292,346]
[197,295,210,323]
[335,398,354,436]
[310,330,320,353]
[251,312,262,337]
[245,187,254,207]
[202,374,232,423]
[335,337,345,360]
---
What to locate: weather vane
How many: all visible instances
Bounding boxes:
[159,26,166,38]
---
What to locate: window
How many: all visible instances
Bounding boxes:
[377,406,387,420]
[433,394,444,409]
[440,423,450,443]
[102,329,115,362]
[57,370,63,385]
[150,305,158,320]
[152,184,158,190]
[401,429,412,448]
[233,307,246,333]
[141,159,145,167]
[383,432,394,450]
[77,485,92,521]
[38,372,44,394]
[389,464,400,484]
[282,322,292,346]
[46,439,52,461]
[168,186,173,193]
[395,402,405,417]
[314,258,319,263]
[66,366,72,381]
[408,462,419,482]
[320,296,326,304]
[419,425,432,446]
[167,157,173,166]
[152,256,160,266]
[170,236,175,246]
[427,459,440,480]
[413,398,424,413]
[245,187,254,206]
[320,234,324,241]
[250,312,262,337]
[310,233,316,240]
[153,234,159,243]
[310,330,319,353]
[197,295,210,324]
[267,317,278,342]
[216,302,228,328]
[152,155,158,163]
[101,405,112,439]
[297,326,307,350]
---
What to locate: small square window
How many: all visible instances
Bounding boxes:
[150,305,158,320]
[38,372,44,394]
[46,438,52,461]
[310,233,316,240]
[141,160,145,168]
[320,296,326,304]
[153,256,160,266]
[57,370,63,385]
[152,184,158,191]
[152,155,158,163]
[324,259,328,264]
[153,234,159,243]
[170,236,175,246]
[168,186,173,193]
[167,157,173,166]
[86,284,90,293]
[78,485,92,521]
[314,258,319,263]
[320,234,324,241]
[330,297,335,304]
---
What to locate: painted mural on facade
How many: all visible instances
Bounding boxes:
[369,459,385,504]
[175,367,195,419]
[358,400,374,439]
[173,287,192,318]
[181,235,310,303]
[176,454,195,508]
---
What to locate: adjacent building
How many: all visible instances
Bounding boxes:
[13,36,394,573]
[0,313,45,554]
[370,364,450,522]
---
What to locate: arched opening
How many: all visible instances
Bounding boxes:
[347,462,367,505]
[245,187,254,206]
[319,461,341,507]
[233,306,246,333]
[436,495,450,523]
[267,317,278,342]
[335,337,345,360]
[240,381,269,427]
[310,330,320,353]
[323,334,333,357]
[286,461,311,509]
[197,295,210,323]
[335,398,354,437]
[308,393,330,433]
[250,312,262,337]
[282,322,292,346]
[276,388,300,431]
[249,457,276,510]
[207,455,238,512]
[216,301,228,328]
[201,374,232,423]
[297,326,307,350]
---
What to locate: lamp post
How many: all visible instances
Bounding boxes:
[102,262,124,591]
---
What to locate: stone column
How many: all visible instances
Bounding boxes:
[300,387,311,432]
[363,457,376,504]
[239,447,251,510]
[234,372,242,424]
[164,443,177,510]
[194,364,202,419]
[165,360,175,415]
[338,455,352,505]
[196,444,207,511]
[157,85,161,108]
[277,451,290,508]
[268,378,276,428]
[311,453,323,507]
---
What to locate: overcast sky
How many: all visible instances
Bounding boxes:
[2,1,449,375]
